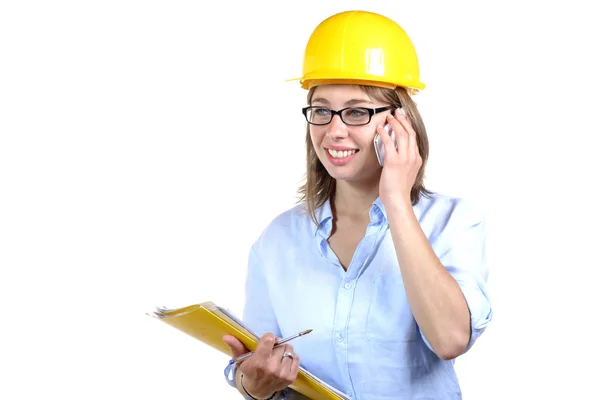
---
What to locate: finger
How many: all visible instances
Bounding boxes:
[282,350,301,382]
[271,343,291,361]
[223,335,249,359]
[290,352,301,375]
[395,108,418,158]
[285,349,300,374]
[253,332,277,360]
[279,344,295,370]
[387,113,408,159]
[376,123,396,157]
[268,342,286,372]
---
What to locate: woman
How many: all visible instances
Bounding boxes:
[223,10,492,400]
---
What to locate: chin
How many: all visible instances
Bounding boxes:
[326,165,382,185]
[323,165,364,182]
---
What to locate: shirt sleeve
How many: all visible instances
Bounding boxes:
[242,243,283,338]
[420,200,493,354]
[222,242,286,397]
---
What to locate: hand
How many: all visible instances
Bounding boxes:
[223,332,300,398]
[377,108,422,208]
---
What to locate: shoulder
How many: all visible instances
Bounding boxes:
[251,202,314,255]
[263,202,312,234]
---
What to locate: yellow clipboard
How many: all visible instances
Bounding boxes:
[149,301,350,400]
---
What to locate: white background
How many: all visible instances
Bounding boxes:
[1,1,599,399]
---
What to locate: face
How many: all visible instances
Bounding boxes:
[309,84,391,183]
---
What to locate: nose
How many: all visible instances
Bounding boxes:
[326,114,348,140]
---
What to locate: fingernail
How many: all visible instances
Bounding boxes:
[386,114,394,120]
[377,124,384,129]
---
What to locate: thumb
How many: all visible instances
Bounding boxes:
[223,334,249,358]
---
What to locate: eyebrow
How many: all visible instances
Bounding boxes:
[311,97,375,107]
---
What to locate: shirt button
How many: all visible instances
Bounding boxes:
[336,333,344,342]
[344,282,353,289]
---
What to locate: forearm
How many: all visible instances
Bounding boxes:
[387,201,470,359]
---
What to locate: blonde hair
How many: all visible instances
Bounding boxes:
[297,85,432,225]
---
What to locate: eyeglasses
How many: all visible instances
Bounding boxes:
[301,105,395,126]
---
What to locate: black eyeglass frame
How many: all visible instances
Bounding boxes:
[301,105,396,126]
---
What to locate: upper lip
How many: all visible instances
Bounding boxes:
[325,145,358,151]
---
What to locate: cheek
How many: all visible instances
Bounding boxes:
[310,128,325,148]
[358,133,376,154]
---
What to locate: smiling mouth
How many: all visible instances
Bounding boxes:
[327,148,358,159]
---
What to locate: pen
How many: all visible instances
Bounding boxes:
[228,329,313,365]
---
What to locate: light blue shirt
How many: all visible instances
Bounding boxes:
[224,192,492,399]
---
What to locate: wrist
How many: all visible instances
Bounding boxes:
[240,372,279,400]
[383,197,413,216]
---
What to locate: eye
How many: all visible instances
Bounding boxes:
[313,108,331,116]
[345,108,369,117]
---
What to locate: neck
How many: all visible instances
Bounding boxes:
[333,179,379,218]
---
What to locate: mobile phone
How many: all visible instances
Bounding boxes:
[374,124,396,166]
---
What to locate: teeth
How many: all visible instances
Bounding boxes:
[328,149,357,158]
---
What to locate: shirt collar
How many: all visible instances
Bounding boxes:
[313,197,390,237]
[370,197,388,225]
[314,198,333,237]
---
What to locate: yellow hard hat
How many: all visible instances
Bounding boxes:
[291,10,425,92]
